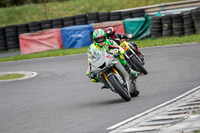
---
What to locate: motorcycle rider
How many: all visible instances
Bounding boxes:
[105,27,144,56]
[86,29,137,83]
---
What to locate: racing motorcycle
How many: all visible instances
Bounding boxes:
[119,41,148,75]
[89,48,139,101]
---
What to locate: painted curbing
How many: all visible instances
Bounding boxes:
[0,71,37,82]
[107,85,200,131]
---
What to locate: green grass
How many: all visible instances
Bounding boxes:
[1,33,200,62]
[0,0,185,27]
[0,74,25,80]
[134,33,200,48]
[0,47,88,62]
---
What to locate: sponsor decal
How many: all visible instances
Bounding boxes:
[71,34,83,38]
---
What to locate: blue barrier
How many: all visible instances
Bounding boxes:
[61,24,94,48]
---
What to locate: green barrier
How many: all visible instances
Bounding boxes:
[123,15,151,40]
[155,11,162,17]
[123,17,145,37]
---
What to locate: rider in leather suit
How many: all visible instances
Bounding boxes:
[86,29,137,83]
[105,27,144,56]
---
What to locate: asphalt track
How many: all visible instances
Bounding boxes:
[0,43,200,133]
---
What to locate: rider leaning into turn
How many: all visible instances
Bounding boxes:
[105,27,144,56]
[86,29,137,83]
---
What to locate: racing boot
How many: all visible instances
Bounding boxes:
[129,68,138,80]
[90,73,100,82]
[137,48,144,57]
[132,43,144,63]
[118,56,138,79]
[124,65,138,79]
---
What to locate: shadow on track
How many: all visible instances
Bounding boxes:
[76,98,132,109]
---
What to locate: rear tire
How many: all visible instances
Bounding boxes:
[130,56,148,75]
[108,75,131,101]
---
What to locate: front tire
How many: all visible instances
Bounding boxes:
[130,56,148,75]
[108,75,131,101]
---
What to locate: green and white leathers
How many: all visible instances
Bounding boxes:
[87,29,137,82]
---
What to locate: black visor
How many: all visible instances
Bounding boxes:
[106,31,114,39]
[106,33,112,38]
[94,36,106,43]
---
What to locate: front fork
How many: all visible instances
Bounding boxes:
[124,52,138,71]
[128,44,144,65]
[99,67,124,92]
[130,49,144,64]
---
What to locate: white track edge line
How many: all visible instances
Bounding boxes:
[106,85,200,131]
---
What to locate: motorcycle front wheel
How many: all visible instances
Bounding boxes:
[108,74,131,101]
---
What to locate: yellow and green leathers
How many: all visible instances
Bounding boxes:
[86,39,137,82]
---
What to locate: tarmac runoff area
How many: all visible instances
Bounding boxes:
[107,85,200,133]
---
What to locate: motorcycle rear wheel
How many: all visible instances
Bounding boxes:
[108,75,131,101]
[130,56,148,75]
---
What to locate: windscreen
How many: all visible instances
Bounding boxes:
[90,48,102,62]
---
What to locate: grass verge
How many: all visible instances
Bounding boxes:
[0,74,25,80]
[134,34,200,48]
[0,0,185,27]
[0,34,200,63]
[0,47,88,62]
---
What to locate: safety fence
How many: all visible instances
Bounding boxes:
[0,9,145,52]
[19,17,152,55]
[0,1,200,54]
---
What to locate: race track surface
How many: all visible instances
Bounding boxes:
[0,43,200,133]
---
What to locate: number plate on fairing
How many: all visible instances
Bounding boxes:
[119,41,130,51]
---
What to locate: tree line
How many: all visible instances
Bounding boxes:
[0,0,67,7]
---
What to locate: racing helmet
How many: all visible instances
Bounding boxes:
[105,27,115,39]
[93,29,107,48]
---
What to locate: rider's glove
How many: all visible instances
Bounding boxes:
[113,49,120,56]
[91,78,97,82]
[127,34,133,39]
[90,73,99,82]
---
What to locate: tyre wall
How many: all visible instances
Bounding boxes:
[0,27,6,52]
[5,25,19,50]
[150,7,200,39]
